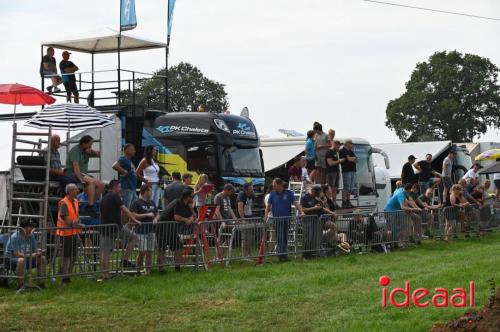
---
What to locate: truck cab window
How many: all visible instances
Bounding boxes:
[187,145,217,173]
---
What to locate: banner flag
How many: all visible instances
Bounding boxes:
[120,0,137,31]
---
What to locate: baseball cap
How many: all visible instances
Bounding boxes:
[408,155,416,160]
[62,51,72,56]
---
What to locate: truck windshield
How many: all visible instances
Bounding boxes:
[352,144,376,195]
[221,147,263,176]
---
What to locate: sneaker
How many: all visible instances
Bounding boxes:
[337,241,351,253]
[46,86,53,94]
[53,87,61,93]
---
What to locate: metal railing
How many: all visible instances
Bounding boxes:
[1,205,499,290]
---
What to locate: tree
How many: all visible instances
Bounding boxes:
[385,51,500,142]
[128,62,229,113]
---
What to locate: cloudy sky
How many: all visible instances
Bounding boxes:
[0,0,499,170]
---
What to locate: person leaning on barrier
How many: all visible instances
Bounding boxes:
[214,184,237,228]
[159,188,196,272]
[99,180,141,279]
[300,185,336,259]
[57,183,84,284]
[5,220,46,290]
[112,143,138,208]
[384,183,419,245]
[264,178,303,262]
[65,135,104,219]
[442,150,455,200]
[445,184,471,242]
[237,183,255,257]
[131,184,160,276]
[405,184,424,243]
[417,188,442,238]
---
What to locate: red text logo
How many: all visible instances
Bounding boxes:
[379,275,475,308]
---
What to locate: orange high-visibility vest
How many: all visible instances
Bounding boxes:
[56,196,81,236]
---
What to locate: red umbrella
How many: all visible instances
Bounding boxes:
[0,83,56,121]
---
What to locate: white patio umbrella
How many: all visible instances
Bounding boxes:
[25,103,114,130]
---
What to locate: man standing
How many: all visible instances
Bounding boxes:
[65,135,104,218]
[39,47,62,94]
[99,180,140,278]
[339,139,358,209]
[401,155,417,186]
[182,173,193,187]
[112,143,138,208]
[414,154,441,195]
[442,150,455,200]
[313,122,330,185]
[326,140,343,206]
[160,188,196,272]
[300,185,335,259]
[59,51,79,103]
[131,184,160,275]
[46,134,77,192]
[164,172,186,206]
[214,184,237,224]
[5,220,46,289]
[57,183,84,284]
[237,183,255,256]
[264,178,303,262]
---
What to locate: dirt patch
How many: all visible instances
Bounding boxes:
[431,292,500,332]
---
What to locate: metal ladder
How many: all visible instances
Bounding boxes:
[8,123,52,232]
[288,181,306,257]
[431,186,441,205]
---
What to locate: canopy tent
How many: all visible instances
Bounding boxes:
[40,28,168,108]
[260,138,306,172]
[41,28,167,54]
[478,161,500,175]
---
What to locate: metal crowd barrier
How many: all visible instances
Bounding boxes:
[1,205,499,289]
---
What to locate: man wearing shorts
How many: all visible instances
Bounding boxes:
[131,184,160,275]
[326,140,343,208]
[99,180,140,279]
[414,154,441,195]
[313,122,330,185]
[59,51,79,103]
[57,183,84,283]
[65,135,104,218]
[160,188,196,272]
[442,150,455,201]
[339,139,357,209]
[5,220,46,289]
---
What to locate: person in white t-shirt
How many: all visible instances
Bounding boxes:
[462,163,481,181]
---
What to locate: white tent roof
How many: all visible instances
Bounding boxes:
[373,141,451,179]
[42,28,167,54]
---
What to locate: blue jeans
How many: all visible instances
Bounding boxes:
[150,183,161,208]
[121,189,138,208]
[342,172,357,194]
[273,217,291,259]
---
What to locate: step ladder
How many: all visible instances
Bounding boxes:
[288,181,307,257]
[431,186,441,205]
[8,124,52,229]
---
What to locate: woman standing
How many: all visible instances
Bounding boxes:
[193,174,210,207]
[137,145,161,207]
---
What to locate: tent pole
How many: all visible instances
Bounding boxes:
[118,0,122,106]
[41,45,45,109]
[91,53,95,96]
[165,44,169,112]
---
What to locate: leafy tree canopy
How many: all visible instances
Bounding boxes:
[385,51,500,142]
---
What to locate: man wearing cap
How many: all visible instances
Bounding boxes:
[442,150,455,200]
[5,220,46,289]
[401,155,417,186]
[59,51,79,103]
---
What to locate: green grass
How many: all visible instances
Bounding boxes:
[1,233,500,332]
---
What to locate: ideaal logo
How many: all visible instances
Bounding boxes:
[379,276,475,308]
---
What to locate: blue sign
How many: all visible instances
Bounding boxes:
[120,0,137,31]
[167,0,176,36]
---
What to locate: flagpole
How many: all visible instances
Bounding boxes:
[118,0,122,106]
[165,0,170,113]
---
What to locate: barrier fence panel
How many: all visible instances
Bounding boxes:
[2,205,500,290]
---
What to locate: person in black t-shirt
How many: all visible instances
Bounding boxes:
[163,171,186,206]
[159,188,196,271]
[339,139,357,209]
[131,184,160,275]
[99,180,140,279]
[39,47,62,94]
[401,155,417,185]
[414,154,442,194]
[326,140,344,204]
[59,51,79,103]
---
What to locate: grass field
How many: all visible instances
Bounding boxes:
[1,233,499,332]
